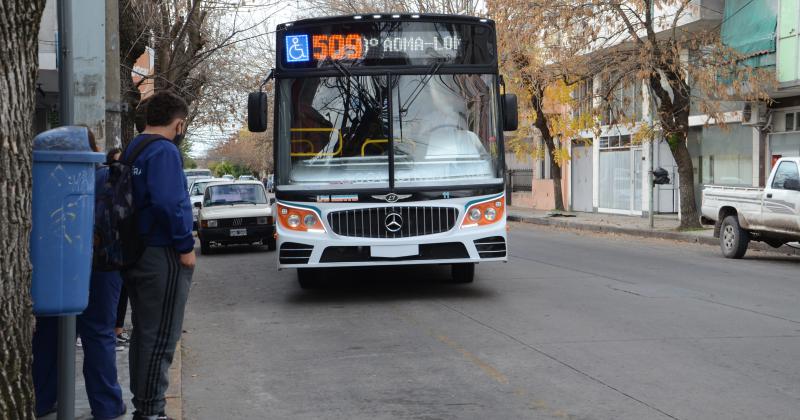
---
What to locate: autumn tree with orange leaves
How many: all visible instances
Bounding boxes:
[491,0,774,226]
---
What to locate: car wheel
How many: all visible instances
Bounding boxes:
[451,263,475,283]
[200,240,212,255]
[720,215,749,259]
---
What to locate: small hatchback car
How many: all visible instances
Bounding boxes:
[195,180,275,254]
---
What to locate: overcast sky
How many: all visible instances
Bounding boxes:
[190,0,297,158]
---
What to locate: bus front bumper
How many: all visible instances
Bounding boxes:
[276,222,507,269]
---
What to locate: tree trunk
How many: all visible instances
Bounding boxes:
[118,0,148,147]
[0,1,46,418]
[120,63,141,147]
[651,69,702,230]
[531,85,565,211]
[669,133,702,230]
[545,138,565,211]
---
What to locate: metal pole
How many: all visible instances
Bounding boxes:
[57,317,77,420]
[57,0,74,125]
[57,1,77,419]
[105,0,122,150]
[649,136,655,229]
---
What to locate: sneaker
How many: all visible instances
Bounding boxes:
[116,333,130,349]
[115,342,125,352]
[76,337,82,347]
[116,331,130,344]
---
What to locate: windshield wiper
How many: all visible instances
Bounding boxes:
[399,61,443,115]
[395,61,443,144]
[329,59,374,101]
[226,200,257,205]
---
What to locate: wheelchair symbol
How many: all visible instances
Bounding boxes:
[285,35,309,63]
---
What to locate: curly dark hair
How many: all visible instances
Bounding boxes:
[145,91,188,127]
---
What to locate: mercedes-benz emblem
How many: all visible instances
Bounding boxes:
[384,212,403,232]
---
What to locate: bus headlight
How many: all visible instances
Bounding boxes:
[485,207,497,221]
[469,208,482,222]
[277,203,325,233]
[461,196,505,228]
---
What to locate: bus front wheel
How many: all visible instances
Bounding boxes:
[451,263,475,284]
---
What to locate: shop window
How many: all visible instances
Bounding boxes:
[601,78,642,125]
[599,134,631,149]
[572,79,593,120]
[698,125,753,186]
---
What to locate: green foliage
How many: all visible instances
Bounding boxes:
[179,135,193,164]
[209,161,253,178]
[183,156,198,169]
[666,133,682,152]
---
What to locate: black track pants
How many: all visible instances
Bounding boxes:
[123,246,193,415]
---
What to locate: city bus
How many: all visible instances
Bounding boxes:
[247,14,518,288]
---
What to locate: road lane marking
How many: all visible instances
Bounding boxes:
[434,301,682,420]
[434,333,509,385]
[393,306,578,418]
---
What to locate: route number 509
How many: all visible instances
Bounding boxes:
[312,34,364,61]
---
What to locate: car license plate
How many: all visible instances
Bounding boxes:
[229,228,247,237]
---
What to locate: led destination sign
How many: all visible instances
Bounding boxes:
[307,32,462,61]
[280,21,494,68]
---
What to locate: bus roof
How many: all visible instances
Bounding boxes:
[278,14,494,30]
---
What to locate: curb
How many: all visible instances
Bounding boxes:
[165,340,182,420]
[508,213,800,255]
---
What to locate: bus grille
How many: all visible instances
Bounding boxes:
[327,206,459,238]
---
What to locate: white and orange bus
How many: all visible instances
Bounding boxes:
[248,14,518,287]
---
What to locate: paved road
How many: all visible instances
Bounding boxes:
[182,224,800,420]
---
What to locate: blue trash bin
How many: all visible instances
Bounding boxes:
[31,126,105,316]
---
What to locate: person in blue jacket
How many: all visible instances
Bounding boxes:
[32,130,127,419]
[121,91,195,420]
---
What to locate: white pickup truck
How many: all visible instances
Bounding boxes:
[701,157,800,258]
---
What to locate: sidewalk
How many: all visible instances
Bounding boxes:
[507,206,800,254]
[40,340,182,420]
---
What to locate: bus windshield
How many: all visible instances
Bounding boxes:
[276,73,499,188]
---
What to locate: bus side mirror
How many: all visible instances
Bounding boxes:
[248,92,268,132]
[502,94,518,131]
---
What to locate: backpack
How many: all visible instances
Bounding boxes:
[93,135,166,271]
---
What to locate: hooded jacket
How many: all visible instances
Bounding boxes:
[124,134,194,254]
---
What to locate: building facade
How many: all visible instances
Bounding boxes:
[528,0,792,218]
[34,0,154,135]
